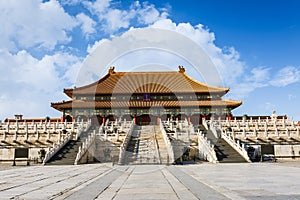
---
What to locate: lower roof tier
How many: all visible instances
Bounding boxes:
[51,99,242,111]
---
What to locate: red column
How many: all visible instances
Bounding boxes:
[188,115,191,125]
[134,115,137,125]
[102,117,106,126]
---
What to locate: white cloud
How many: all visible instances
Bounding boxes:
[76,13,96,38]
[150,19,245,86]
[229,67,270,99]
[269,66,300,87]
[134,1,168,24]
[0,0,77,51]
[246,67,270,83]
[87,38,110,54]
[83,0,168,33]
[60,0,81,6]
[0,49,83,120]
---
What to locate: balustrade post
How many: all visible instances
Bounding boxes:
[6,123,10,133]
[291,121,295,128]
[15,121,19,133]
[14,131,17,141]
[116,130,119,141]
[47,130,50,140]
[186,127,190,140]
[58,132,61,144]
[25,122,28,134]
[36,131,39,141]
[264,123,268,137]
[242,128,246,138]
[72,122,75,132]
[25,123,28,141]
[231,131,235,141]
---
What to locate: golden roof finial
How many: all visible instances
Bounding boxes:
[178,66,185,73]
[109,66,115,74]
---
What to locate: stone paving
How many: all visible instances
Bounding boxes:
[1,162,300,199]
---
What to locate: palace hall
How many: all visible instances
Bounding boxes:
[51,66,242,125]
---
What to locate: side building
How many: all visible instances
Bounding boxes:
[51,66,242,125]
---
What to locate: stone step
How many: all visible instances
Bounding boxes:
[46,127,93,165]
[214,138,247,163]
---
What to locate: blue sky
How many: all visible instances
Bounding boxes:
[0,0,299,121]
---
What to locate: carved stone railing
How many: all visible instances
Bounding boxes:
[42,133,72,165]
[207,118,300,139]
[197,131,218,163]
[74,129,96,165]
[0,120,90,143]
[41,121,91,165]
[75,119,92,140]
[209,121,221,138]
[0,121,80,134]
[118,122,134,164]
[202,118,209,130]
[159,119,175,164]
[221,129,251,162]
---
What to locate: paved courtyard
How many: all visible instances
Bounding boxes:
[1,162,300,199]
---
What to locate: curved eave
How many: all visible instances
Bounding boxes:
[51,100,73,111]
[51,99,242,110]
[182,72,230,94]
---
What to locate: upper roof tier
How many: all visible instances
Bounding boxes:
[64,66,229,98]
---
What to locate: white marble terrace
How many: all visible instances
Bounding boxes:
[205,115,300,141]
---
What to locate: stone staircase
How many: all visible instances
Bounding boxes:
[170,138,188,163]
[214,138,247,163]
[202,125,247,163]
[45,127,92,165]
[94,138,120,163]
[154,126,169,164]
[124,125,168,165]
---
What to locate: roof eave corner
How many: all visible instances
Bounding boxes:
[224,87,230,93]
[63,88,73,98]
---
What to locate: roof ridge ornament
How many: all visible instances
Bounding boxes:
[178,66,185,73]
[109,66,115,74]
